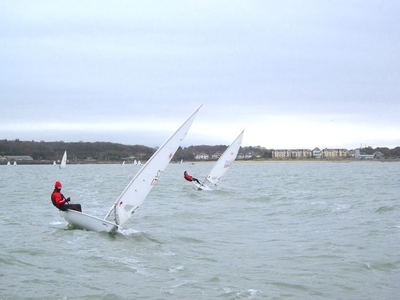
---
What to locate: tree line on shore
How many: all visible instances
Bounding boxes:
[1,139,399,163]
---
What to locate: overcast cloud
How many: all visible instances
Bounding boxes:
[1,1,399,149]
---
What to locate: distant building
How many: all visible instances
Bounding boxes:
[272,149,290,159]
[121,156,137,160]
[312,147,322,159]
[194,153,209,160]
[211,153,221,160]
[84,157,97,162]
[237,154,245,160]
[272,148,350,159]
[354,149,375,159]
[244,153,253,159]
[272,149,312,159]
[3,155,33,161]
[322,148,349,158]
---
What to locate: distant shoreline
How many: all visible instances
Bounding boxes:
[2,158,399,165]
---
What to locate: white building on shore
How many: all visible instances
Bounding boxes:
[272,148,350,159]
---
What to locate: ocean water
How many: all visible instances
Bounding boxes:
[0,161,399,300]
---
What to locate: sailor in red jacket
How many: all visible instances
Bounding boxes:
[184,171,202,185]
[51,181,82,212]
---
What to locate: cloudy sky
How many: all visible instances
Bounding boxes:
[1,1,399,149]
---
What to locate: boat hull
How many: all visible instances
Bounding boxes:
[192,181,213,191]
[60,210,119,233]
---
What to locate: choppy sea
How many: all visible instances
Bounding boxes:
[0,161,399,299]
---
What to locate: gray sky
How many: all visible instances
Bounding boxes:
[1,1,399,149]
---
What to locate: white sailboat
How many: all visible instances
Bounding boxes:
[60,105,202,233]
[53,161,57,166]
[59,151,67,169]
[13,161,17,166]
[192,130,244,191]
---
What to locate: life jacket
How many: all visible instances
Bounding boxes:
[184,173,193,181]
[51,189,65,208]
[51,191,57,207]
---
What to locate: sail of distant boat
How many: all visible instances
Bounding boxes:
[59,151,67,169]
[192,130,244,191]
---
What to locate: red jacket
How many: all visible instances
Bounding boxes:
[51,189,66,208]
[184,173,193,181]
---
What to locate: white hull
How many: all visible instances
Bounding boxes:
[192,181,213,191]
[60,210,119,233]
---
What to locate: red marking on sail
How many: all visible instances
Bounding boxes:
[168,153,173,159]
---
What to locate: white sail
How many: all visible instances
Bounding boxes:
[105,105,202,227]
[60,106,201,233]
[59,151,67,169]
[197,130,244,188]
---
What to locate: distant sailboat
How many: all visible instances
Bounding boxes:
[53,161,57,166]
[121,161,125,165]
[13,161,17,166]
[59,105,202,233]
[134,160,138,165]
[192,130,244,190]
[59,151,67,169]
[7,161,10,166]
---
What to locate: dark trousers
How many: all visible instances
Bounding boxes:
[192,178,201,184]
[60,203,82,212]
